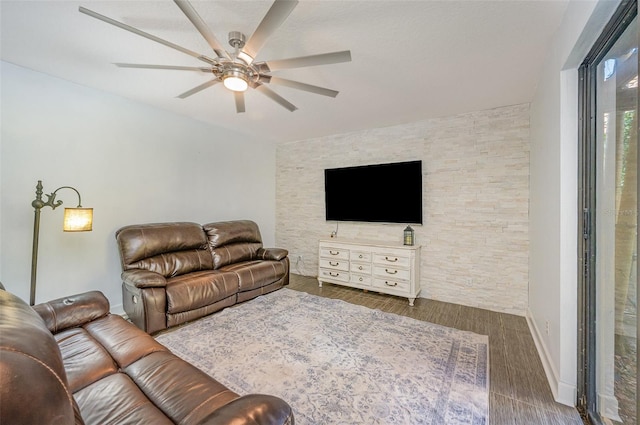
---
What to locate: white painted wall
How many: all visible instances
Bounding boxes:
[0,61,276,313]
[276,104,530,316]
[528,0,620,406]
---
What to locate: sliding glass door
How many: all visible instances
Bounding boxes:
[579,1,638,424]
[595,18,637,424]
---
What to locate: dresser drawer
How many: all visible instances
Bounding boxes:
[350,262,372,274]
[373,265,411,281]
[350,274,372,286]
[319,268,350,283]
[319,258,349,271]
[351,251,371,262]
[373,277,410,293]
[373,253,410,268]
[319,247,349,260]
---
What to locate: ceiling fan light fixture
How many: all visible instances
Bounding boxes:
[222,68,249,92]
[223,75,248,92]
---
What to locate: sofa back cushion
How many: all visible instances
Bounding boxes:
[116,222,214,277]
[0,289,82,424]
[203,220,263,269]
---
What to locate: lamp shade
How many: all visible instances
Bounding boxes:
[63,208,93,232]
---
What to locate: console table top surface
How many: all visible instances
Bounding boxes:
[319,238,421,250]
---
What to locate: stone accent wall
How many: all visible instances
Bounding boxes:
[276,104,530,315]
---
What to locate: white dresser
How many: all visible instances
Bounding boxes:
[317,239,421,305]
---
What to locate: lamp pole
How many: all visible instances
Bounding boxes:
[29,180,90,306]
[30,189,43,306]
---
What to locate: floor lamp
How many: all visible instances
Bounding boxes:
[30,180,93,306]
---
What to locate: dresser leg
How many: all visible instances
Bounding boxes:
[408,298,415,306]
[317,279,323,288]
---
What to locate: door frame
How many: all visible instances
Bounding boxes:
[577,0,638,423]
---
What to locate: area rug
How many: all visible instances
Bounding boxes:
[156,289,489,424]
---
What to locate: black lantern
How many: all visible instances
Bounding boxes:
[403,225,414,246]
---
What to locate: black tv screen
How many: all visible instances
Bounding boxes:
[324,160,423,224]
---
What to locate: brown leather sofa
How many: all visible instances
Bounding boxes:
[0,286,294,425]
[116,220,289,334]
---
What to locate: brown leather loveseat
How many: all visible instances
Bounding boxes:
[116,220,289,334]
[0,286,294,424]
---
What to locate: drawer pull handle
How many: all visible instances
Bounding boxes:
[359,254,364,259]
[329,261,339,266]
[358,266,363,270]
[359,277,364,282]
[385,281,398,287]
[385,257,398,262]
[329,272,340,277]
[329,250,340,255]
[385,269,398,275]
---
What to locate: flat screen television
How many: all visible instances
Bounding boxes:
[324,160,423,224]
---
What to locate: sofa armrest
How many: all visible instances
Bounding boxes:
[256,248,288,261]
[122,269,167,288]
[196,394,294,425]
[33,290,110,333]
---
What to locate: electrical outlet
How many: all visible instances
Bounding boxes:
[545,320,550,335]
[297,255,303,262]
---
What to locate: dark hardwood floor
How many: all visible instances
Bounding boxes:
[287,274,584,425]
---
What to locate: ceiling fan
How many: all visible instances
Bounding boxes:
[79,0,352,113]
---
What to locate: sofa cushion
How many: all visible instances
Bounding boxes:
[55,328,119,393]
[124,351,239,423]
[84,315,167,369]
[74,373,175,425]
[116,222,214,277]
[165,270,240,314]
[220,260,288,293]
[204,220,263,269]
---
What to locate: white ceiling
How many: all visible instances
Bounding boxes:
[1,0,569,143]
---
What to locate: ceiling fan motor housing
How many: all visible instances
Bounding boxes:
[228,31,246,49]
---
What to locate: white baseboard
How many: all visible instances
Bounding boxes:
[557,381,577,407]
[598,392,621,422]
[526,309,576,406]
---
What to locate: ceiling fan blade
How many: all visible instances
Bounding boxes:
[254,84,297,112]
[177,79,220,99]
[239,0,298,65]
[234,92,246,113]
[79,6,216,65]
[115,63,211,72]
[173,0,230,60]
[268,76,339,97]
[259,50,352,72]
